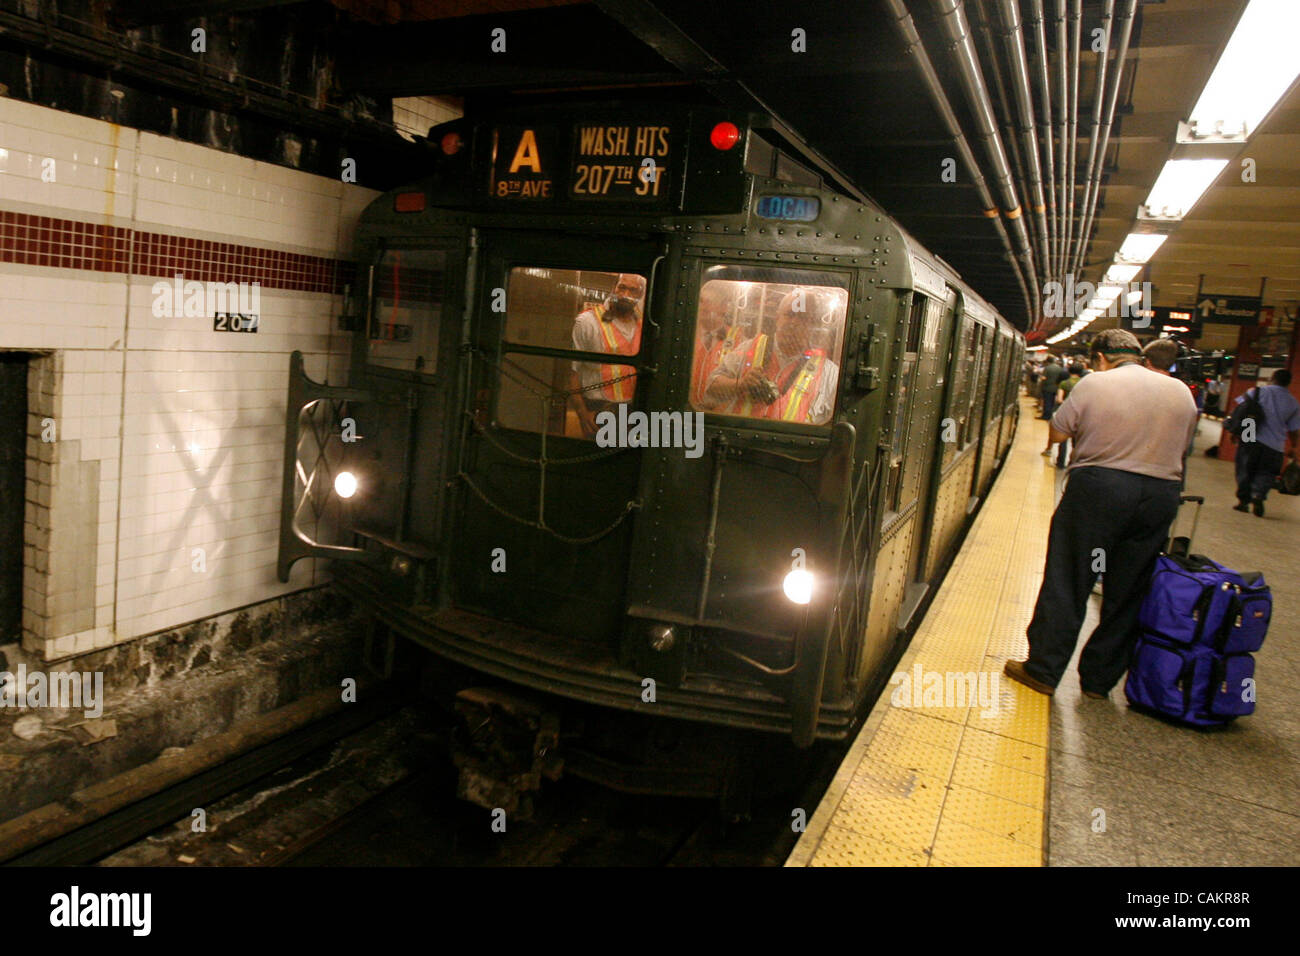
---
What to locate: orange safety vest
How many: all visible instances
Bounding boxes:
[767,350,830,424]
[718,332,770,417]
[592,304,641,403]
[691,325,739,405]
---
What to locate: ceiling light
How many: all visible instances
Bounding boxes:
[1142,158,1228,220]
[1103,263,1142,284]
[1187,0,1300,139]
[1116,233,1169,264]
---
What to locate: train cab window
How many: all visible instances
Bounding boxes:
[495,267,645,439]
[370,249,445,373]
[688,267,849,427]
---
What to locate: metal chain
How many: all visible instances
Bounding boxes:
[463,412,629,465]
[456,471,641,545]
[470,345,640,401]
[452,345,643,544]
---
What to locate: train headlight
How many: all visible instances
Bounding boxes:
[334,471,359,499]
[783,569,814,605]
[647,624,676,652]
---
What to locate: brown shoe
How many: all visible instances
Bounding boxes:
[1004,660,1054,697]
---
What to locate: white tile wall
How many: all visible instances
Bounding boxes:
[1,98,379,659]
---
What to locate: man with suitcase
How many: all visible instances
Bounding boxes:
[1005,329,1199,699]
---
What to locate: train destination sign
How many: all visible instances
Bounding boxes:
[569,123,671,201]
[487,122,674,203]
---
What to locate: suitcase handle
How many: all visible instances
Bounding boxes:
[1169,496,1204,557]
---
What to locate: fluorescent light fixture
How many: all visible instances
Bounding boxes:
[1188,0,1300,139]
[1103,263,1142,284]
[1116,233,1168,264]
[1126,290,1145,305]
[1143,158,1228,220]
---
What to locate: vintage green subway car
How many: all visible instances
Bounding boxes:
[278,99,1024,805]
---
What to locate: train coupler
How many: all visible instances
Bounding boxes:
[450,687,563,821]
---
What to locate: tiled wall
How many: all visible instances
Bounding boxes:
[0,97,379,659]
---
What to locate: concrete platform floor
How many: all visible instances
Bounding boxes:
[1045,416,1299,866]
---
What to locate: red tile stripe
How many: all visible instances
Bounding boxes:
[0,209,355,293]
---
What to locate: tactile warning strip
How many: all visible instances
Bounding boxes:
[787,399,1053,867]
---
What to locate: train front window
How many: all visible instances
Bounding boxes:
[689,267,848,427]
[496,267,645,439]
[369,249,445,373]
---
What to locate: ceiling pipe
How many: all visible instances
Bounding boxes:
[991,0,1051,295]
[973,0,1040,284]
[1076,0,1138,278]
[1054,0,1068,284]
[1066,0,1082,287]
[929,0,1040,322]
[1026,0,1058,289]
[1072,0,1114,275]
[883,0,1036,326]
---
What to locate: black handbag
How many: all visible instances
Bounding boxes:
[1276,459,1300,496]
[1225,388,1267,439]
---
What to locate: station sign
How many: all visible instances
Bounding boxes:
[1194,294,1261,325]
[486,122,674,204]
[1121,307,1202,338]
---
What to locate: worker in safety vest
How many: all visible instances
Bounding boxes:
[569,273,645,437]
[704,288,841,425]
[691,283,741,409]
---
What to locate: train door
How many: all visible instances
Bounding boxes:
[452,230,661,644]
[897,288,953,625]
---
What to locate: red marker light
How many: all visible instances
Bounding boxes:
[710,121,741,150]
[394,192,426,212]
[440,131,463,156]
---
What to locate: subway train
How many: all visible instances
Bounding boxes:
[277,97,1025,810]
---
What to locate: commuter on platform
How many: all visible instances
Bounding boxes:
[1005,329,1198,699]
[1039,355,1067,420]
[1142,338,1197,489]
[1044,362,1086,466]
[1230,368,1300,518]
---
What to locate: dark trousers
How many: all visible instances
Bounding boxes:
[1040,391,1057,420]
[1234,442,1284,503]
[1025,466,1181,692]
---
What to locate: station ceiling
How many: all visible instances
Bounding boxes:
[321,0,1300,341]
[14,0,1299,341]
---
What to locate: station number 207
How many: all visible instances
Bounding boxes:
[213,313,259,333]
[573,163,663,197]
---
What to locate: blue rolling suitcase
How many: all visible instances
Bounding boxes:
[1125,495,1272,727]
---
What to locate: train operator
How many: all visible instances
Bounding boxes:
[704,288,841,426]
[691,283,739,410]
[568,273,644,438]
[1005,328,1198,700]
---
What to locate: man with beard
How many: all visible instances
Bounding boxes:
[704,288,841,426]
[568,273,645,438]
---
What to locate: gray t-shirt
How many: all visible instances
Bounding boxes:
[1051,361,1198,481]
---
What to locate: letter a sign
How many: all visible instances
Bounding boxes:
[509,129,542,173]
